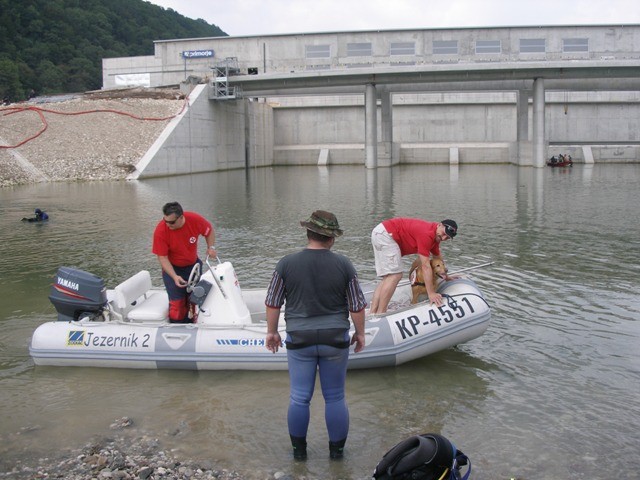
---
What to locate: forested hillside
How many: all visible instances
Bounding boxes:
[0,0,226,101]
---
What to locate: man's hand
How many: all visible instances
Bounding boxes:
[428,292,443,306]
[266,332,282,353]
[351,332,366,353]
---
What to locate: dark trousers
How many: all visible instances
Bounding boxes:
[162,261,201,323]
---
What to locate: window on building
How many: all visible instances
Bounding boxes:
[390,42,416,56]
[520,38,546,53]
[475,40,501,54]
[305,45,331,58]
[433,40,458,55]
[305,64,331,70]
[563,38,589,53]
[347,42,372,56]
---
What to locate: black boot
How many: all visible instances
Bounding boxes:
[290,435,307,460]
[329,439,346,459]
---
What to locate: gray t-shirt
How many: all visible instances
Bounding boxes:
[265,248,366,331]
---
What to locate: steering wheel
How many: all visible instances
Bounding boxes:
[186,263,201,293]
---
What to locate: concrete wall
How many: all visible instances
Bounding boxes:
[131,84,246,178]
[104,25,640,171]
[103,25,640,88]
[129,87,640,179]
[131,85,274,178]
[268,91,640,165]
[245,100,274,168]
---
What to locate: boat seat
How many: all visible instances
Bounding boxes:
[113,270,168,322]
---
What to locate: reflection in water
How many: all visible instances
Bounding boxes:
[1,164,639,478]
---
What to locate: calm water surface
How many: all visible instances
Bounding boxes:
[1,164,639,479]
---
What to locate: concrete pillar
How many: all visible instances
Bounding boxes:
[582,145,594,164]
[517,90,529,141]
[516,89,532,166]
[532,78,547,168]
[365,83,378,169]
[380,90,392,167]
[449,147,459,165]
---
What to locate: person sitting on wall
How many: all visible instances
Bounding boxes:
[22,208,49,222]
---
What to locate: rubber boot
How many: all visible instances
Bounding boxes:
[329,439,346,459]
[290,435,307,460]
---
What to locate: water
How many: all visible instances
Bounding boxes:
[1,164,639,479]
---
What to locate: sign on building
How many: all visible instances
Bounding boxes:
[182,50,215,59]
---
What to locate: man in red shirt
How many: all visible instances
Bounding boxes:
[369,218,457,314]
[152,202,217,323]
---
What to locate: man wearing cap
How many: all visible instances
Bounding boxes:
[369,218,458,314]
[265,210,367,461]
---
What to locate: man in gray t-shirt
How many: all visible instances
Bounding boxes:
[265,210,366,461]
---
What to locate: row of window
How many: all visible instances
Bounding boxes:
[305,38,589,58]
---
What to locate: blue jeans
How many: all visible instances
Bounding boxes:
[286,342,350,442]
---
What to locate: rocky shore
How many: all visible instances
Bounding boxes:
[0,89,185,188]
[1,418,292,480]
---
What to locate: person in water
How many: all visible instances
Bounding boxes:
[22,208,49,222]
[265,210,366,460]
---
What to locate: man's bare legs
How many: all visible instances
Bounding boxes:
[369,273,403,314]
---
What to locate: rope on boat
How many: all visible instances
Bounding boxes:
[442,292,491,309]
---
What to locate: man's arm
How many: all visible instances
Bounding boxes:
[350,309,366,353]
[204,228,217,257]
[265,306,282,353]
[157,255,187,287]
[420,254,443,306]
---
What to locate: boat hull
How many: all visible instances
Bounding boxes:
[30,277,490,370]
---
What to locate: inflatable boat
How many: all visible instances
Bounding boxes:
[547,155,573,167]
[29,259,491,370]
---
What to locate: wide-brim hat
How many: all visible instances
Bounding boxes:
[300,210,343,237]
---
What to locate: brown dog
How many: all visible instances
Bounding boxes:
[409,257,448,304]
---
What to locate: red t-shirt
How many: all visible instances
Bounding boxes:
[382,217,441,258]
[152,211,212,267]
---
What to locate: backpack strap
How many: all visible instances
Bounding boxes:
[450,450,471,480]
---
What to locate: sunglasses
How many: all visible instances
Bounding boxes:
[164,215,182,225]
[443,224,457,238]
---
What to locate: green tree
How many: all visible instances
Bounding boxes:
[0,58,22,101]
[0,0,227,100]
[36,60,65,94]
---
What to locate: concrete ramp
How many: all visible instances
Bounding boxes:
[318,148,330,166]
[0,136,50,182]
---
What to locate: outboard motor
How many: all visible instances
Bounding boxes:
[49,267,107,322]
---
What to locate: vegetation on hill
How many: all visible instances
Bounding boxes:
[0,0,226,102]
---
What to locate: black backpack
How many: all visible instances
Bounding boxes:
[372,433,470,480]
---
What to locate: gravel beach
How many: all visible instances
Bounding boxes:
[0,89,185,188]
[1,417,285,480]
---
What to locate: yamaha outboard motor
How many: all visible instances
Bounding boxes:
[49,267,107,322]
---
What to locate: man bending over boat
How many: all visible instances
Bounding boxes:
[369,217,458,314]
[152,201,216,323]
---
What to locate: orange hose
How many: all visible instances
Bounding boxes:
[0,96,188,149]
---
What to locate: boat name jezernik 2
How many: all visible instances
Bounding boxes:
[69,330,147,348]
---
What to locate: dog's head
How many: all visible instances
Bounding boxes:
[430,258,447,279]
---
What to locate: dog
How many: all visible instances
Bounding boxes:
[409,257,448,304]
